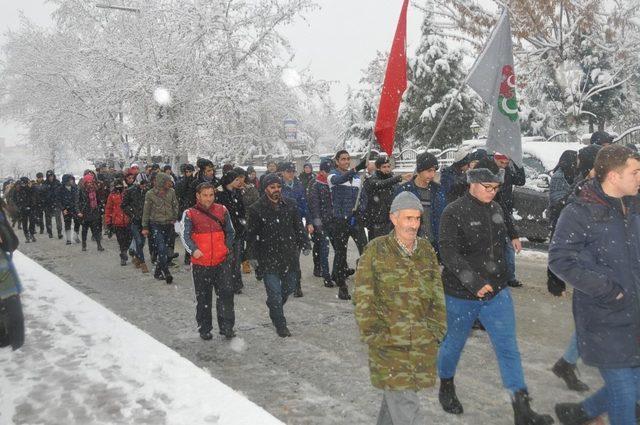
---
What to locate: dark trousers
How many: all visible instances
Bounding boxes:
[367,222,392,242]
[150,223,173,274]
[35,207,44,232]
[328,218,367,285]
[63,212,80,233]
[192,264,235,334]
[19,208,36,239]
[130,222,146,262]
[44,207,62,236]
[114,226,133,254]
[229,237,244,291]
[81,219,101,244]
[312,230,330,279]
[263,271,297,329]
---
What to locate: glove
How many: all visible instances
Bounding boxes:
[302,248,311,256]
[354,157,367,172]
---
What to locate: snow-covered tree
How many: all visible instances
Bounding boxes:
[398,12,480,150]
[429,0,640,134]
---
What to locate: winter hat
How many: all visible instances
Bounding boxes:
[279,162,296,172]
[233,166,247,178]
[454,148,471,164]
[262,173,282,188]
[196,158,213,170]
[469,149,488,162]
[130,163,139,169]
[221,170,239,187]
[19,177,29,184]
[467,157,505,184]
[36,172,44,179]
[319,158,333,173]
[246,165,255,174]
[222,163,234,175]
[390,191,424,214]
[590,131,614,146]
[375,156,391,168]
[577,144,602,178]
[151,163,160,171]
[493,152,509,161]
[416,152,439,172]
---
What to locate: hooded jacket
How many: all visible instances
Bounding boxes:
[142,173,179,228]
[42,171,62,209]
[549,179,640,368]
[57,175,78,213]
[105,190,131,228]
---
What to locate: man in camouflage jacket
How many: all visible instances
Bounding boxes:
[354,191,446,425]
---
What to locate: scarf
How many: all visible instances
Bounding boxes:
[87,187,98,209]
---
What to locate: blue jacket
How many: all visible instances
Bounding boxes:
[328,168,361,220]
[394,179,447,252]
[281,177,308,220]
[549,179,640,369]
[308,175,333,229]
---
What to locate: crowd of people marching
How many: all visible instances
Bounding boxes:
[2,130,639,425]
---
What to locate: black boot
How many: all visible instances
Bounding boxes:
[552,358,589,392]
[508,279,523,288]
[323,278,335,288]
[120,251,127,266]
[96,240,104,251]
[165,271,173,284]
[276,326,291,337]
[512,389,554,425]
[439,378,463,415]
[58,231,63,239]
[554,403,591,425]
[338,284,351,300]
[82,241,87,251]
[154,268,165,280]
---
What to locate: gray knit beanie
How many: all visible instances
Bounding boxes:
[390,191,424,214]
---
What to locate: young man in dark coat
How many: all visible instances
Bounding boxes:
[42,170,63,239]
[245,173,310,337]
[394,152,447,257]
[122,178,150,273]
[550,145,640,425]
[216,169,246,295]
[12,177,37,243]
[308,158,335,287]
[361,156,412,240]
[58,174,81,245]
[189,159,219,207]
[175,163,196,265]
[32,172,46,235]
[436,158,552,425]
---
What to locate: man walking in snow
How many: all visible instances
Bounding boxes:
[181,182,236,341]
[58,174,80,245]
[245,173,310,337]
[42,170,63,239]
[436,157,552,425]
[354,191,446,425]
[308,158,335,288]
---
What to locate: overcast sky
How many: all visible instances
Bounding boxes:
[0,0,426,144]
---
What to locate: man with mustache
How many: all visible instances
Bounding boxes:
[245,173,310,337]
[354,191,446,424]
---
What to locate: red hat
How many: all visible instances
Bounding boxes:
[494,152,509,161]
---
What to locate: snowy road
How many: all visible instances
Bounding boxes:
[9,235,603,424]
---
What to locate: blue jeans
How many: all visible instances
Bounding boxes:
[583,367,640,424]
[312,231,330,279]
[130,222,146,262]
[437,289,527,394]
[505,237,516,281]
[263,271,297,329]
[563,331,579,364]
[150,223,173,274]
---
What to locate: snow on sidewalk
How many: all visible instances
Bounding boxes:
[0,251,283,425]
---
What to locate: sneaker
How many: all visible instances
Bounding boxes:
[140,263,150,273]
[294,288,303,298]
[48,233,53,239]
[165,273,173,284]
[338,285,351,300]
[57,232,63,239]
[30,236,37,242]
[507,279,523,288]
[323,278,335,288]
[154,269,165,280]
[347,268,356,276]
[220,329,236,340]
[199,332,213,341]
[65,240,72,245]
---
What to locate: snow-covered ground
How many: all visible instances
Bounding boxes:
[0,251,282,425]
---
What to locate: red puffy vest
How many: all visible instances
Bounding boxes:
[186,203,228,267]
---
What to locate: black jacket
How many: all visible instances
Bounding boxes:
[11,185,33,211]
[121,185,147,224]
[308,176,333,229]
[57,176,78,213]
[216,187,246,237]
[43,178,62,209]
[245,195,310,275]
[549,180,640,368]
[175,175,196,217]
[77,188,105,222]
[362,171,402,226]
[494,162,526,214]
[439,193,518,300]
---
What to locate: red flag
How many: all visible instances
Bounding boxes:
[374,0,409,156]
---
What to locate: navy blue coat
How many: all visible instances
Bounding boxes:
[549,179,640,369]
[281,178,308,220]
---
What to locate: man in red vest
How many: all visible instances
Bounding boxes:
[180,182,236,341]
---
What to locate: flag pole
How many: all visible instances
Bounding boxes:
[352,129,375,215]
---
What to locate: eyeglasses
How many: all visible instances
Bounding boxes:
[480,183,501,193]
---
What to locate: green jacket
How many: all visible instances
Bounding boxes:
[354,232,446,390]
[142,173,179,228]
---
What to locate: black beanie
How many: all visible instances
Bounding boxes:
[221,170,239,187]
[262,173,282,188]
[416,152,439,172]
[577,144,602,178]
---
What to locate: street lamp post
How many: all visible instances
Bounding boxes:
[470,121,480,139]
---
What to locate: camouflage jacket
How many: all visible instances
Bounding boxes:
[354,232,446,390]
